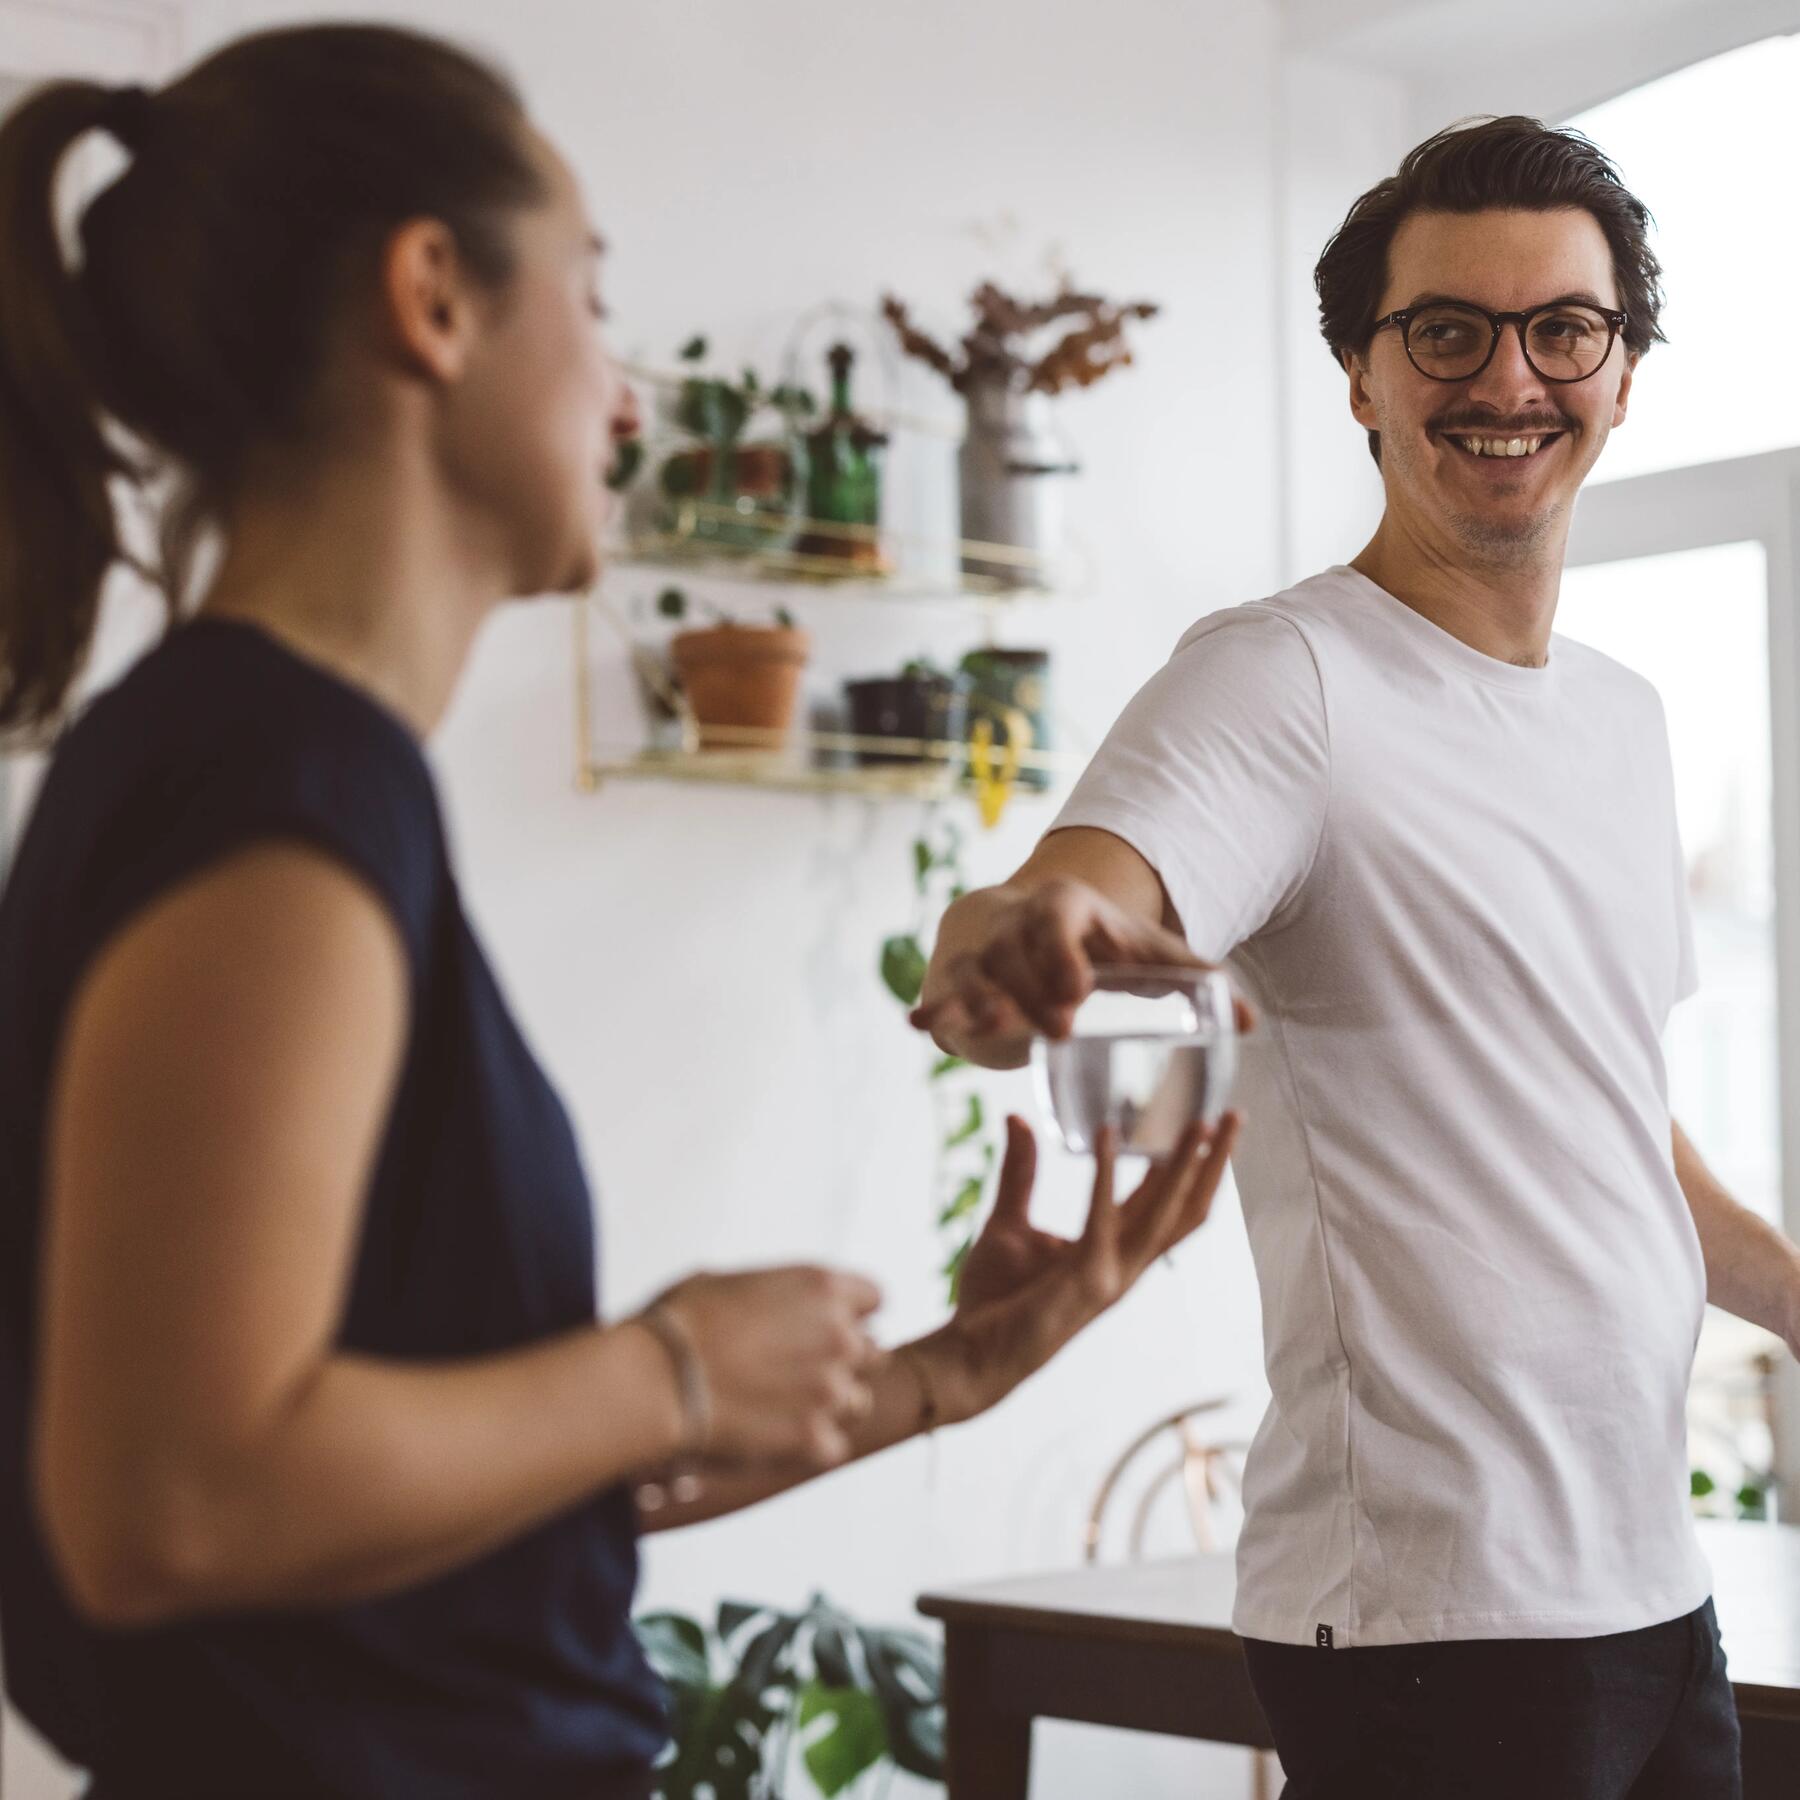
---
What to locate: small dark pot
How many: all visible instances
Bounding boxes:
[844,673,969,768]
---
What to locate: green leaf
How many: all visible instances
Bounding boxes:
[943,1233,972,1303]
[811,1620,857,1689]
[860,1626,941,1711]
[880,934,928,1007]
[945,1092,985,1147]
[938,1176,983,1228]
[770,382,818,416]
[774,605,797,631]
[606,436,644,492]
[895,1704,946,1776]
[679,334,708,362]
[1690,1468,1717,1498]
[717,1599,764,1642]
[1736,1481,1768,1519]
[797,1681,888,1797]
[635,1611,711,1692]
[736,1612,803,1699]
[656,586,688,620]
[913,837,934,892]
[929,1053,967,1080]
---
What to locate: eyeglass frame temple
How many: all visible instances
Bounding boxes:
[1366,300,1629,385]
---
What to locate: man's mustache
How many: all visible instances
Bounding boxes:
[1430,414,1573,436]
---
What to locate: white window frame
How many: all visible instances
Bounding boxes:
[1567,448,1800,1512]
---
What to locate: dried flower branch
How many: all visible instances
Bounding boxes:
[882,280,1160,397]
[880,296,960,387]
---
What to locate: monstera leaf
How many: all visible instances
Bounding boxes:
[797,1682,888,1797]
[636,1596,945,1798]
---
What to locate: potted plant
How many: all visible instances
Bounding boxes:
[657,337,815,553]
[659,587,810,750]
[882,280,1158,587]
[843,656,968,769]
[959,644,1052,791]
[636,1592,944,1799]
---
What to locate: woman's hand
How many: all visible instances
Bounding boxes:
[933,1111,1240,1422]
[646,1267,883,1470]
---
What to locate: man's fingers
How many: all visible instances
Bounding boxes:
[1021,904,1094,1013]
[979,933,1074,1037]
[1092,911,1204,972]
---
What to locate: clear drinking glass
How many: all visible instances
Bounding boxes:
[1030,966,1238,1158]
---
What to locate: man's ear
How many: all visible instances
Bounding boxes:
[1345,346,1379,433]
[1612,349,1638,429]
[378,217,477,384]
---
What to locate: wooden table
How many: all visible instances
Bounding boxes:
[918,1519,1800,1797]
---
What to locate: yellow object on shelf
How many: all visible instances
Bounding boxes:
[967,715,1025,828]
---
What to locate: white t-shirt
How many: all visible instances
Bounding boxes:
[1055,564,1709,1647]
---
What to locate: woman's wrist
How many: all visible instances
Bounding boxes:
[614,1314,698,1467]
[899,1324,996,1429]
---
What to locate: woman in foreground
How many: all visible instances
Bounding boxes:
[0,22,1239,1799]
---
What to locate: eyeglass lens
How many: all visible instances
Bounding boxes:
[1405,303,1614,382]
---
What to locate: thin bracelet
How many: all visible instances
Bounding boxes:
[637,1303,711,1451]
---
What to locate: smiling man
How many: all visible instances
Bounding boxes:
[915,118,1800,1796]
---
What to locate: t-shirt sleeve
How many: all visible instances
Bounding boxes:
[1050,606,1331,960]
[75,716,439,992]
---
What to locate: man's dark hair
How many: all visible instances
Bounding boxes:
[1313,115,1666,465]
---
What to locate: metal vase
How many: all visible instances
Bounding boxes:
[957,380,1079,590]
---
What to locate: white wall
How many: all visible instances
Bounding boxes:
[417,5,1288,1793]
[6,2,1290,1796]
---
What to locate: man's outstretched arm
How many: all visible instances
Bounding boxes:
[1673,1118,1800,1358]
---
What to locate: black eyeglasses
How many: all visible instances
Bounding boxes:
[1371,299,1627,384]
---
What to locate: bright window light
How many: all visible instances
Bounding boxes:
[1569,35,1800,484]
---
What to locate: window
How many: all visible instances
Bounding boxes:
[1568,35,1800,485]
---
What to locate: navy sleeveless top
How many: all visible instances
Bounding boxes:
[0,618,667,1797]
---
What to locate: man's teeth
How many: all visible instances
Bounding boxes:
[1448,434,1553,458]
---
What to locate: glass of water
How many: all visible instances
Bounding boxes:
[1030,965,1238,1159]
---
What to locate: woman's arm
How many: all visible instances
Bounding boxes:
[34,844,875,1626]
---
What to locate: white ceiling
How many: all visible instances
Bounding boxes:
[1283,0,1800,123]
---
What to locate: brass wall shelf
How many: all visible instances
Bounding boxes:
[578,749,965,802]
[611,499,1088,601]
[571,593,1082,818]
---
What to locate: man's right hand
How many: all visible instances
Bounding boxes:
[910,874,1209,1066]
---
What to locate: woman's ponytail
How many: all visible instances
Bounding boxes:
[0,26,543,741]
[0,80,139,740]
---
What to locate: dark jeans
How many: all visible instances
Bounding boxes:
[1242,1599,1741,1799]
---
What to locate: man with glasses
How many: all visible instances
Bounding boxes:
[915,117,1800,1796]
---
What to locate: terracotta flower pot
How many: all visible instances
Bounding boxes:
[670,624,810,748]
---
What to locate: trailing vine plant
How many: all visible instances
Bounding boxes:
[878,808,1002,1301]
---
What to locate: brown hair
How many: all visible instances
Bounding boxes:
[0,24,547,739]
[1313,116,1666,464]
